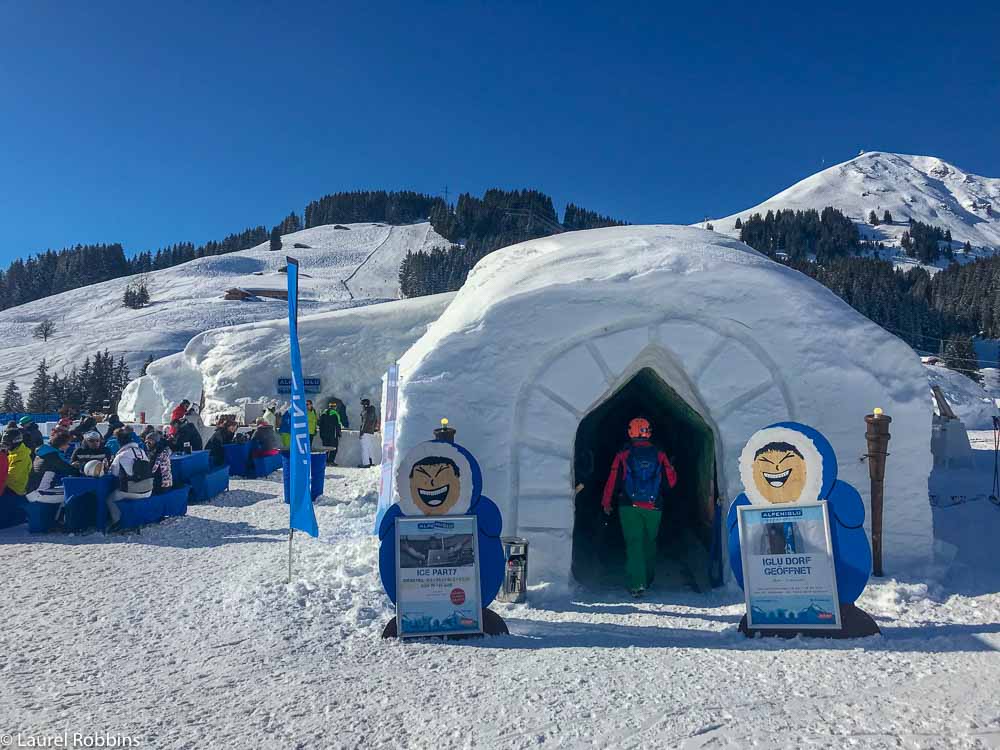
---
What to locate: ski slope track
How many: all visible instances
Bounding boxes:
[0,222,450,392]
[709,152,1000,270]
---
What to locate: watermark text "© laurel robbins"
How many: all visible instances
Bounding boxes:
[1,733,142,748]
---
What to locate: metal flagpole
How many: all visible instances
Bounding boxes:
[288,529,294,583]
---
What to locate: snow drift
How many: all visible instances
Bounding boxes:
[393,225,935,588]
[119,293,454,424]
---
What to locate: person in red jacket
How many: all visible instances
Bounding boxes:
[169,400,191,424]
[602,417,678,597]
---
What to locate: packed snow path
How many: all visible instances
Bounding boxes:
[2,465,999,748]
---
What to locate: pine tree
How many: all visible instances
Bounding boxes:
[868,210,880,226]
[26,359,51,412]
[883,210,893,225]
[734,217,742,230]
[270,227,282,252]
[964,240,973,254]
[1,380,24,412]
[942,335,981,383]
[140,354,155,376]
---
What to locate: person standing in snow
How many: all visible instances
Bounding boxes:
[262,403,279,429]
[326,396,349,430]
[318,401,343,466]
[305,400,319,449]
[278,409,291,450]
[359,398,380,468]
[170,400,191,424]
[601,417,677,597]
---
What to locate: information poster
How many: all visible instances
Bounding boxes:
[737,502,841,630]
[395,516,482,637]
[373,364,399,534]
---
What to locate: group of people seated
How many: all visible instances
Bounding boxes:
[0,406,193,531]
[204,412,281,469]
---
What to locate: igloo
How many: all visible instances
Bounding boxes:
[394,226,934,591]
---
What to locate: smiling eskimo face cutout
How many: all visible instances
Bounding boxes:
[396,439,477,517]
[752,443,806,504]
[409,458,462,515]
[739,425,825,507]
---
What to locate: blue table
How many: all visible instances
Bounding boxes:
[223,442,251,478]
[281,451,327,502]
[170,450,210,485]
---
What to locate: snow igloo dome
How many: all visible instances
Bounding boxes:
[394,225,933,591]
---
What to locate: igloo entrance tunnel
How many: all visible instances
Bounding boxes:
[394,226,934,591]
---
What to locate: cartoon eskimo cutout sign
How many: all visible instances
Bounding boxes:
[378,420,507,637]
[727,422,879,637]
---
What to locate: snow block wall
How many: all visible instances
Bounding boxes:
[119,294,455,425]
[394,226,934,589]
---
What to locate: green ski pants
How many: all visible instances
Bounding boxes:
[618,505,662,591]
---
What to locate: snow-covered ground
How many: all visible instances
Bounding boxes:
[707,152,1000,274]
[0,222,450,392]
[3,454,999,748]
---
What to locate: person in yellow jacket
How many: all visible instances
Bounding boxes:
[306,400,319,449]
[1,428,31,528]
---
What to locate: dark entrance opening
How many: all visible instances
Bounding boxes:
[572,367,718,592]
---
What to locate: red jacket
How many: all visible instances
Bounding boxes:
[170,404,188,423]
[602,439,677,511]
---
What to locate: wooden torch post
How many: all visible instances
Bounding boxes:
[864,408,892,577]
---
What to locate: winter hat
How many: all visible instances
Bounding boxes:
[84,431,102,441]
[1,428,23,448]
[18,416,32,426]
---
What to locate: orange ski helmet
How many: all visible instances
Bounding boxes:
[628,417,652,439]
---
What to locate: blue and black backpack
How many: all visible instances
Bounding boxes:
[623,444,662,504]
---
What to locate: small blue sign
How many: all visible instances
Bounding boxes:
[278,377,321,395]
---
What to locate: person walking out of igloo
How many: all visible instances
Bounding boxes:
[602,417,678,597]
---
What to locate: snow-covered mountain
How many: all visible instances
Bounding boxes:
[0,222,450,392]
[709,152,1000,263]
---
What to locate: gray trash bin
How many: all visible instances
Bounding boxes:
[497,537,529,603]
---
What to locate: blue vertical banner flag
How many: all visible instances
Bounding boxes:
[286,257,319,538]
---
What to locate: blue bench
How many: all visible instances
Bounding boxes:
[117,494,165,529]
[25,501,59,533]
[189,466,229,503]
[171,450,210,485]
[223,442,251,477]
[160,485,190,517]
[253,453,282,478]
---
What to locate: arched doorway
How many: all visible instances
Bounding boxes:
[571,367,719,591]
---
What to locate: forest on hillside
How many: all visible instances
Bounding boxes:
[0,189,618,311]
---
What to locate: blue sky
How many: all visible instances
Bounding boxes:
[1,0,998,265]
